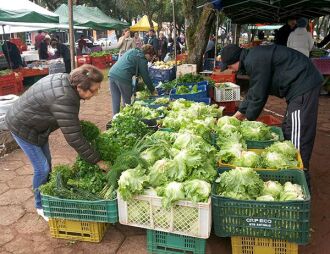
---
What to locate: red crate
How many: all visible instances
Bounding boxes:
[311,58,330,75]
[18,68,49,78]
[92,62,107,70]
[212,100,238,116]
[0,79,21,95]
[257,115,282,126]
[176,54,188,62]
[105,54,112,64]
[211,73,236,83]
[91,56,107,65]
[77,55,91,66]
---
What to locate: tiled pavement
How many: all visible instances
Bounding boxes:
[0,75,329,254]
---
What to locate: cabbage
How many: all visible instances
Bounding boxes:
[266,141,297,159]
[184,179,211,203]
[256,195,275,201]
[279,191,304,201]
[118,166,148,201]
[261,151,298,169]
[157,181,186,208]
[148,159,172,187]
[261,180,283,199]
[216,167,264,200]
[234,151,260,168]
[217,116,241,128]
[216,142,245,164]
[240,121,273,141]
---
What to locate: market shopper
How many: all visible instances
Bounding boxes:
[38,34,51,60]
[35,30,45,50]
[118,29,136,56]
[133,32,143,49]
[108,45,156,116]
[144,29,158,53]
[158,31,168,61]
[5,64,108,221]
[274,17,297,46]
[220,44,323,175]
[287,18,314,57]
[50,38,71,73]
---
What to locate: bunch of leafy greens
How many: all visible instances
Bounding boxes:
[80,120,101,143]
[120,104,163,120]
[40,161,115,200]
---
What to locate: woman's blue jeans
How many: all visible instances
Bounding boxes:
[11,133,51,209]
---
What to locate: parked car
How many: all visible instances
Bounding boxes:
[95,38,112,50]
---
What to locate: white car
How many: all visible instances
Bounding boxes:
[95,38,112,50]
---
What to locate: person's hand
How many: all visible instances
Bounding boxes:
[97,160,110,173]
[233,111,246,121]
[151,90,158,96]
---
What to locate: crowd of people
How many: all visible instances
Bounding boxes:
[118,28,185,60]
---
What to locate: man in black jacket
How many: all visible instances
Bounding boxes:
[220,44,323,173]
[274,18,297,46]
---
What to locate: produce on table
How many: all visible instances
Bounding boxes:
[215,167,305,201]
[156,73,205,93]
[90,51,110,57]
[0,69,12,76]
[176,84,200,94]
[80,120,101,143]
[152,61,176,69]
[135,90,152,100]
[120,104,164,120]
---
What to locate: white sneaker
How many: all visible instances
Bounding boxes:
[36,208,49,222]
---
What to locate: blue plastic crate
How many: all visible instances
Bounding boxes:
[189,97,211,105]
[149,67,176,83]
[170,84,208,100]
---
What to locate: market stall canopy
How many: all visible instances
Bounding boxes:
[55,4,129,30]
[130,15,158,32]
[0,0,59,23]
[218,0,330,24]
[0,21,88,34]
[248,25,282,30]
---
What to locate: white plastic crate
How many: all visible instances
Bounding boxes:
[177,64,197,77]
[214,82,240,102]
[118,194,211,239]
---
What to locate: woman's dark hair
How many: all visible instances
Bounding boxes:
[69,64,104,91]
[141,44,155,56]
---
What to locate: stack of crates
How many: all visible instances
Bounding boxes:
[41,195,119,243]
[210,71,239,115]
[0,72,22,96]
[211,117,310,254]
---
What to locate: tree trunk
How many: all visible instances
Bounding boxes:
[183,0,216,72]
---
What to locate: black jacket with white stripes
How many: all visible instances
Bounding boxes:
[238,45,323,120]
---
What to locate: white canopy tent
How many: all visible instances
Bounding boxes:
[0,21,88,35]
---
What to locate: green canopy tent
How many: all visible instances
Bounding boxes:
[217,0,330,24]
[0,0,59,24]
[55,4,129,30]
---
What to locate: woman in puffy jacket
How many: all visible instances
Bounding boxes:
[5,64,108,221]
[287,18,314,57]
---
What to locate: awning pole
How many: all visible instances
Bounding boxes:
[214,11,219,69]
[68,0,75,70]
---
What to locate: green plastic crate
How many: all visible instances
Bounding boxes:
[212,169,311,244]
[41,195,118,223]
[147,230,206,254]
[246,126,284,149]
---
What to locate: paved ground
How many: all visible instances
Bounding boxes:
[0,74,329,254]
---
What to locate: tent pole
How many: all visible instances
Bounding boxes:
[214,11,219,69]
[68,0,75,70]
[171,0,178,84]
